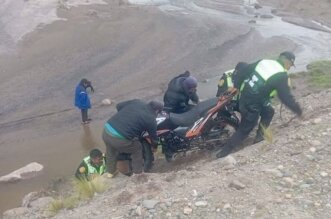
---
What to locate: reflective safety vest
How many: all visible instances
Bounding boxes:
[224,69,234,88]
[83,156,106,176]
[246,59,286,95]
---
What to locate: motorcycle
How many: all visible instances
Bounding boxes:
[142,87,239,169]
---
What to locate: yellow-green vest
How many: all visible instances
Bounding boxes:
[247,59,286,97]
[224,69,234,88]
[83,156,106,176]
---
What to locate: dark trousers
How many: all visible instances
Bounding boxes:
[102,130,143,174]
[218,103,274,157]
[256,104,275,138]
[81,109,88,122]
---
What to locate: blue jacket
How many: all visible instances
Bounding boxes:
[75,84,91,109]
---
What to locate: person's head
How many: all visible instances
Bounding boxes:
[89,149,103,166]
[233,62,248,75]
[182,76,198,94]
[80,78,92,88]
[279,51,295,70]
[149,100,164,114]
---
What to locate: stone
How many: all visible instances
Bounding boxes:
[195,201,208,207]
[3,207,29,219]
[264,168,283,178]
[219,155,237,168]
[254,3,262,9]
[283,177,295,188]
[142,200,159,209]
[320,171,328,177]
[183,207,193,215]
[136,206,142,216]
[192,189,198,197]
[229,180,246,190]
[101,98,112,106]
[30,197,54,209]
[277,165,284,170]
[304,178,314,184]
[313,118,322,124]
[22,191,43,207]
[305,154,315,161]
[0,162,43,183]
[285,194,292,199]
[300,184,311,189]
[223,203,231,210]
[309,147,317,153]
[260,14,274,19]
[310,140,321,147]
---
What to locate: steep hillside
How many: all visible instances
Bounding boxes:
[4,70,331,218]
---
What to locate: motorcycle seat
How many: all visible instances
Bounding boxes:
[169,98,218,127]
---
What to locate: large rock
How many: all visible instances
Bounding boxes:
[3,207,29,219]
[0,162,43,183]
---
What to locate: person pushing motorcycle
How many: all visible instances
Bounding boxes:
[102,99,163,176]
[216,51,303,158]
[163,71,199,113]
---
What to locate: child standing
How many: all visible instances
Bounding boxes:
[75,79,94,124]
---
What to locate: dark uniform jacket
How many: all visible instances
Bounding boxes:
[107,99,158,143]
[163,72,199,113]
[240,61,302,116]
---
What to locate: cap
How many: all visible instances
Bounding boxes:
[280,51,295,66]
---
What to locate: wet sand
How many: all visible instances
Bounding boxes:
[1,0,331,214]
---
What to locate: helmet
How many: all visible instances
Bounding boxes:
[183,76,198,90]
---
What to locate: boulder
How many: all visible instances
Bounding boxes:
[0,162,43,183]
[101,98,112,106]
[3,207,29,219]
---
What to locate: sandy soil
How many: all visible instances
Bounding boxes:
[0,0,331,215]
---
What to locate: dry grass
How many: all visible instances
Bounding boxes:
[48,176,108,215]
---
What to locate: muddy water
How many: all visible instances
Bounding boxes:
[130,0,331,71]
[0,122,104,214]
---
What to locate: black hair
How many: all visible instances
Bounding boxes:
[89,148,102,158]
[149,100,164,111]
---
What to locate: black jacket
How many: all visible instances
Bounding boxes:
[163,73,199,112]
[107,99,158,143]
[240,61,302,116]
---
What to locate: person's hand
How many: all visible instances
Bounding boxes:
[90,86,95,93]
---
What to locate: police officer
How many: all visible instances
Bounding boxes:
[216,51,302,158]
[75,148,106,181]
[216,62,249,97]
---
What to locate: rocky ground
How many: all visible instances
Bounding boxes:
[4,75,331,218]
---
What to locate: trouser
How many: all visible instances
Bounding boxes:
[219,103,260,157]
[102,130,143,174]
[81,109,88,122]
[256,104,275,138]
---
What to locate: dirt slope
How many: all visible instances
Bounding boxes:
[4,83,331,218]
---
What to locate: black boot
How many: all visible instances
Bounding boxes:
[253,132,264,144]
